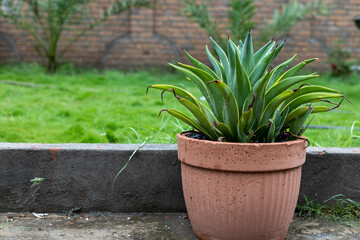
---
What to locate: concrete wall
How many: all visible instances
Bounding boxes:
[0,143,359,213]
[0,0,359,69]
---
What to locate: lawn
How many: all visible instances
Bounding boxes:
[0,63,359,147]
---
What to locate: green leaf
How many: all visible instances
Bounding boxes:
[227,39,238,86]
[176,97,219,139]
[162,109,211,139]
[232,50,251,114]
[183,49,218,80]
[265,74,319,105]
[249,124,269,142]
[299,115,315,136]
[209,80,239,138]
[273,109,287,139]
[259,89,294,125]
[254,40,275,64]
[239,107,254,134]
[289,107,313,136]
[210,36,230,84]
[280,85,342,110]
[213,122,235,141]
[266,54,297,90]
[206,45,227,82]
[278,58,317,81]
[238,38,244,49]
[249,42,284,85]
[240,31,255,75]
[312,106,335,113]
[243,70,272,126]
[267,119,276,142]
[199,102,218,123]
[281,92,344,114]
[147,84,201,108]
[175,62,225,122]
[283,106,312,129]
[169,63,214,112]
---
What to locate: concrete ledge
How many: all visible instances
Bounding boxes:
[0,143,359,212]
[301,147,360,204]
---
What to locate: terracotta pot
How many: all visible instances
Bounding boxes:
[177,132,307,240]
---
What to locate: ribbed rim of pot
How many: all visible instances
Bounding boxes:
[177,132,307,172]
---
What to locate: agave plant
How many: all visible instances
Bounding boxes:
[147,32,348,143]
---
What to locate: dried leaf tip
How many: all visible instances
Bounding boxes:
[161,88,179,101]
[342,95,352,104]
[206,79,219,84]
[247,94,256,111]
[158,109,168,117]
[293,83,310,92]
[146,85,152,95]
[211,122,219,128]
[328,98,344,111]
[320,99,337,105]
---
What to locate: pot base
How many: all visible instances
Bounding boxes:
[193,228,287,240]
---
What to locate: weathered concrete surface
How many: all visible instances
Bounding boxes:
[0,143,359,212]
[0,212,359,240]
[300,147,360,205]
[0,143,184,213]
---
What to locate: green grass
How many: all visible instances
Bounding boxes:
[305,73,360,147]
[0,63,359,146]
[0,63,194,143]
[297,194,360,226]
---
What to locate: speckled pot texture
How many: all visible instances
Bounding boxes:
[177,132,307,240]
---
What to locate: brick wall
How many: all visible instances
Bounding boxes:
[0,0,359,70]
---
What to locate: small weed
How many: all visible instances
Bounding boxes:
[30,177,45,188]
[18,226,31,231]
[112,137,149,190]
[297,194,360,226]
[340,121,360,147]
[62,207,81,217]
[306,121,360,147]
